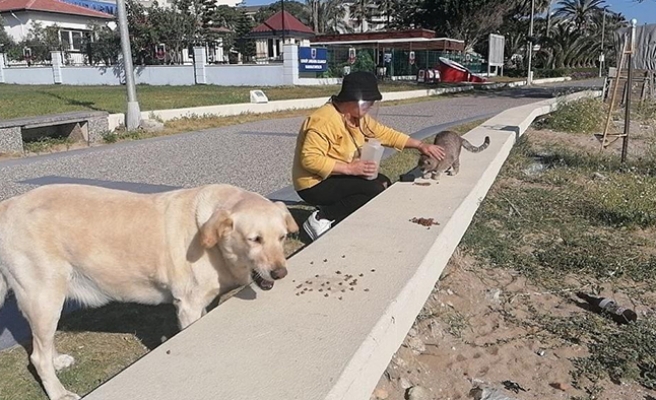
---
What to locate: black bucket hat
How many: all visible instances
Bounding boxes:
[334,71,383,103]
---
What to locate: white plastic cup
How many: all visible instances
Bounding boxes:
[360,139,384,180]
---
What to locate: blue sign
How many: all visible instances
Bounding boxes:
[60,0,117,15]
[299,47,327,73]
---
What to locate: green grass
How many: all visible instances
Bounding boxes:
[536,97,606,134]
[0,83,420,119]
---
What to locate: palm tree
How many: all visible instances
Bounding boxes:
[553,0,606,30]
[348,0,375,33]
[305,0,350,34]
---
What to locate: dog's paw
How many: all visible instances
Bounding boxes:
[56,392,81,400]
[54,354,75,371]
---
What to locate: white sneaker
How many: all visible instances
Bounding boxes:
[303,210,333,241]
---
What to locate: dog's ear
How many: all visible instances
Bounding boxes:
[275,201,299,234]
[200,209,234,248]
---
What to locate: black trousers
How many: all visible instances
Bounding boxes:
[297,174,392,224]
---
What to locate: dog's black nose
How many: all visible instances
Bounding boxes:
[270,267,288,280]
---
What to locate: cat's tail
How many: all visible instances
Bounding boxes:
[462,136,490,153]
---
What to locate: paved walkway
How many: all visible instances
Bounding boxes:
[0,79,603,350]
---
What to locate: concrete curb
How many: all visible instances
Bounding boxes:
[107,77,572,131]
[82,89,600,400]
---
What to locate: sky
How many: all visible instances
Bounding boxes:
[240,0,656,24]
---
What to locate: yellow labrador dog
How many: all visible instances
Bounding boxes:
[0,183,298,400]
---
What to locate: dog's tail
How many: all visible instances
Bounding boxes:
[462,136,491,153]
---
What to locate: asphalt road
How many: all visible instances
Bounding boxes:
[0,79,604,351]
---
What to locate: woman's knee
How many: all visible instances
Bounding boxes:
[376,173,391,188]
[362,176,388,197]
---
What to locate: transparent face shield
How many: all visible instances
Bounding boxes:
[357,100,379,120]
[342,100,380,135]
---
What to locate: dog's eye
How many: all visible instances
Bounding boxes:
[249,236,262,244]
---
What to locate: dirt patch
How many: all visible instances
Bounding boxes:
[527,117,655,160]
[373,253,656,400]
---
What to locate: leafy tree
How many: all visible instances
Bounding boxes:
[234,11,255,61]
[212,5,242,53]
[348,0,373,33]
[0,16,15,53]
[383,0,423,30]
[85,22,120,65]
[314,0,350,34]
[254,1,310,26]
[18,22,62,64]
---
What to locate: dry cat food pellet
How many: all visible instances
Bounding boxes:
[364,289,370,292]
[323,259,328,262]
[339,297,343,300]
[413,182,431,186]
[371,269,376,272]
[324,293,329,297]
[359,273,364,277]
[336,271,342,274]
[410,217,440,227]
[341,255,346,258]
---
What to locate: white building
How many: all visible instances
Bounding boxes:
[1,0,114,64]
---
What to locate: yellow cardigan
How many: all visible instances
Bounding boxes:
[292,102,410,191]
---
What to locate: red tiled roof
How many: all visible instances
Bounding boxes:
[0,0,114,19]
[251,10,314,34]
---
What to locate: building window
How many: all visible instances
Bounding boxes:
[59,30,87,51]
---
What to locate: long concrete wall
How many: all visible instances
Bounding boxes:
[83,89,601,400]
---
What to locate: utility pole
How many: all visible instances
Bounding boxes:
[621,19,637,163]
[526,0,535,85]
[599,7,606,77]
[116,0,140,130]
[281,0,286,44]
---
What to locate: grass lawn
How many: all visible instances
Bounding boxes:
[0,82,421,119]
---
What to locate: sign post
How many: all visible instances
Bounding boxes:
[298,47,328,73]
[348,47,357,65]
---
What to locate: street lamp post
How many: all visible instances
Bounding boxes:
[527,0,535,85]
[116,0,141,130]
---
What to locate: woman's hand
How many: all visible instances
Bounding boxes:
[418,143,446,161]
[348,159,378,177]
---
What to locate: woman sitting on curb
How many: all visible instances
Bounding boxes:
[292,71,446,241]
